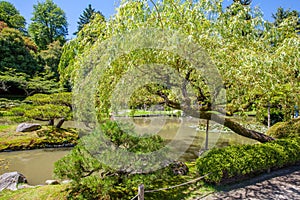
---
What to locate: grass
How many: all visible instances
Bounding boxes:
[0,185,69,200]
[0,125,79,151]
[0,125,10,131]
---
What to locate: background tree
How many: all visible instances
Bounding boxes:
[74,4,105,35]
[28,0,68,50]
[40,40,63,80]
[25,92,72,128]
[58,13,106,89]
[0,1,26,32]
[0,26,39,74]
[272,7,300,32]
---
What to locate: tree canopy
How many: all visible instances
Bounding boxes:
[75,4,105,35]
[272,7,300,33]
[59,0,300,143]
[28,0,68,50]
[0,1,26,32]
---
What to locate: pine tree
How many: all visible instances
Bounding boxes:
[74,4,105,35]
[272,7,300,31]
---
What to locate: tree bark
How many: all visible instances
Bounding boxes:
[149,83,275,143]
[182,107,274,143]
[48,119,54,126]
[56,118,65,129]
[205,119,209,150]
[268,102,271,128]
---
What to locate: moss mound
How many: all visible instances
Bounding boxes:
[267,118,300,139]
[0,125,78,151]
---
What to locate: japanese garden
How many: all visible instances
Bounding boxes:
[0,0,300,199]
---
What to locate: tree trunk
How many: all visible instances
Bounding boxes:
[153,89,275,143]
[56,118,65,129]
[48,119,54,126]
[182,107,275,143]
[205,120,209,150]
[268,102,271,128]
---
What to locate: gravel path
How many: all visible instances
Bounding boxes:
[196,165,300,200]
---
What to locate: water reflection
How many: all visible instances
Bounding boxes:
[116,117,257,161]
[0,117,257,185]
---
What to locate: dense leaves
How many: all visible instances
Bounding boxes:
[267,118,300,139]
[54,121,176,199]
[0,1,26,32]
[0,27,39,74]
[28,0,68,50]
[196,137,300,184]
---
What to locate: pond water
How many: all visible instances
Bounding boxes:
[0,148,70,185]
[0,117,257,185]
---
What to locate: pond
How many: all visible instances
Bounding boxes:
[0,148,70,185]
[0,117,258,185]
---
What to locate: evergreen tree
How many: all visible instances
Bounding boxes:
[272,7,300,32]
[74,4,104,35]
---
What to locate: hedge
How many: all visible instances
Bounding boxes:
[196,137,300,184]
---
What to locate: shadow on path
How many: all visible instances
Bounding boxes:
[198,165,300,200]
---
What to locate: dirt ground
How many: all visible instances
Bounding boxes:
[196,165,300,200]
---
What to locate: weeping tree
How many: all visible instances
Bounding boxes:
[61,0,300,143]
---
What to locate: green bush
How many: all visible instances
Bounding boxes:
[54,121,181,200]
[196,137,300,184]
[9,104,33,116]
[267,118,300,138]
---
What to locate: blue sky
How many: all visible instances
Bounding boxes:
[6,0,300,39]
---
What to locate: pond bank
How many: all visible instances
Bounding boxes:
[0,125,78,152]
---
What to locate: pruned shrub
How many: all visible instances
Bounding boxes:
[196,137,300,184]
[54,121,186,199]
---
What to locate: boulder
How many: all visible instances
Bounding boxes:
[0,172,27,191]
[16,123,41,133]
[170,161,189,175]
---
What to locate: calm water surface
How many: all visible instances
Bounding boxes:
[0,117,257,184]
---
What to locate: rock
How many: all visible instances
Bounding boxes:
[17,184,35,189]
[170,161,189,175]
[61,180,72,184]
[45,180,60,185]
[0,172,27,191]
[16,123,41,132]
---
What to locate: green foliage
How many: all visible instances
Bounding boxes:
[196,137,300,184]
[75,4,105,35]
[0,1,26,32]
[0,126,78,151]
[10,104,33,116]
[24,104,70,121]
[267,118,300,139]
[39,41,63,80]
[54,121,176,199]
[272,7,300,32]
[58,13,105,88]
[0,23,60,95]
[28,0,68,50]
[26,92,72,108]
[61,0,300,126]
[0,27,39,74]
[3,93,73,126]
